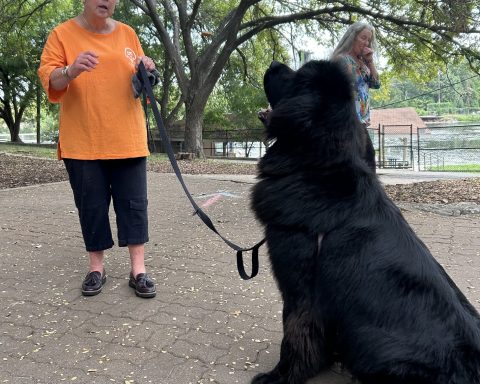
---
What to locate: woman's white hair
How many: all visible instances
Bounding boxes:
[331,21,378,59]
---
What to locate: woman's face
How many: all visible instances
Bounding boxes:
[352,28,373,57]
[84,0,117,19]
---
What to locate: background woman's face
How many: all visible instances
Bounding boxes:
[353,28,373,56]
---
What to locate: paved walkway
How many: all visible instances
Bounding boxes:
[1,172,479,384]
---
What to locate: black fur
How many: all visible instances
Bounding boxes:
[251,60,480,384]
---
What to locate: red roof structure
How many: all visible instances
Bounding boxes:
[370,107,427,134]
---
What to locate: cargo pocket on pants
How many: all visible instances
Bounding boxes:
[129,199,148,227]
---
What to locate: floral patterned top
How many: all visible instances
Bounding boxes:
[337,54,380,126]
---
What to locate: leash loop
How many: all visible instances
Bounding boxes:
[138,62,265,279]
[236,238,266,280]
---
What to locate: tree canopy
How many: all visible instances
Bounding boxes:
[375,61,480,116]
[1,0,480,149]
[129,0,480,156]
[0,0,74,142]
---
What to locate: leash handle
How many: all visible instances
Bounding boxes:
[236,238,265,280]
[138,62,265,279]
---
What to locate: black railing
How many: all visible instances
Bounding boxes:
[417,124,480,171]
[367,124,480,171]
[146,124,479,171]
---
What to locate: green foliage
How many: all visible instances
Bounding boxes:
[3,0,480,151]
[454,114,480,123]
[374,60,480,115]
[203,29,288,141]
[39,108,60,143]
[370,0,480,74]
[204,90,234,130]
[0,0,75,141]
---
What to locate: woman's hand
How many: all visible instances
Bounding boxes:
[68,51,99,78]
[136,56,155,71]
[362,47,374,64]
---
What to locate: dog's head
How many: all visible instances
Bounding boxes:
[262,60,363,155]
[263,61,295,109]
[264,60,352,108]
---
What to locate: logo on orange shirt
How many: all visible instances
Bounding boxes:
[125,48,136,65]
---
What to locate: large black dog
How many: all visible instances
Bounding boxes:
[250,60,480,384]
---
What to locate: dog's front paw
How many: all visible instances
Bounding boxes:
[251,371,287,384]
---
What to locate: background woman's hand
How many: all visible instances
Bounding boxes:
[136,56,155,71]
[362,47,374,64]
[69,51,99,77]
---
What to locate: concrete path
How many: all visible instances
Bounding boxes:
[1,172,479,384]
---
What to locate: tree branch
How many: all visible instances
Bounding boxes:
[187,0,202,29]
[172,0,197,68]
[134,0,189,94]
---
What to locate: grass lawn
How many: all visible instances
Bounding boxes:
[427,164,480,172]
[0,142,170,163]
[0,142,58,159]
[0,142,249,167]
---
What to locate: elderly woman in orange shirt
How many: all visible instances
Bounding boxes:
[38,0,156,298]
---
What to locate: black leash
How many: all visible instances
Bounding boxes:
[138,62,266,280]
[141,93,156,153]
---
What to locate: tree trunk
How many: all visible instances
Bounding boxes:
[10,120,22,142]
[3,109,22,143]
[183,101,205,158]
[36,83,41,144]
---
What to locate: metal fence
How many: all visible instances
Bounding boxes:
[369,124,414,169]
[148,123,479,171]
[417,124,480,171]
[148,128,267,159]
[368,124,480,171]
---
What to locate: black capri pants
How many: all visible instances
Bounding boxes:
[64,157,149,252]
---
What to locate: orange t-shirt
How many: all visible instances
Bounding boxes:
[38,19,149,160]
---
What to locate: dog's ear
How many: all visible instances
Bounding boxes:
[263,61,294,108]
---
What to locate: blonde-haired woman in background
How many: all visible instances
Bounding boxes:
[332,21,380,172]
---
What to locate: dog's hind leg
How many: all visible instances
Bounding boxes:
[252,228,331,384]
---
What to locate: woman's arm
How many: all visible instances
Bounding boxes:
[49,67,75,91]
[49,50,99,90]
